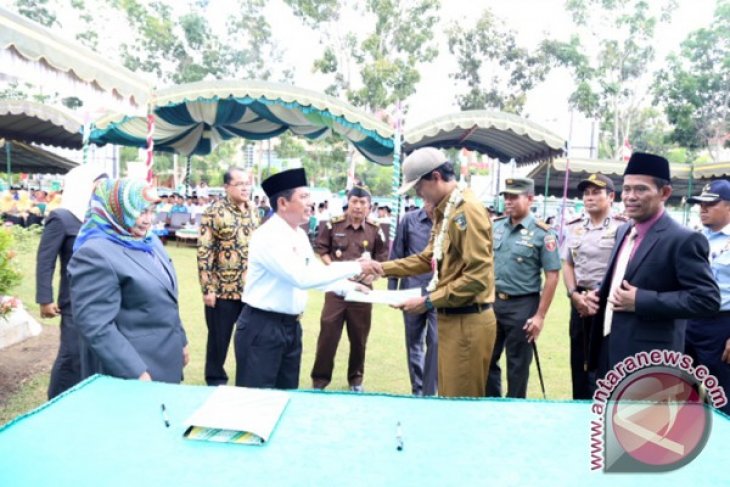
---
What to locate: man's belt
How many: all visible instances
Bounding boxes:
[496,292,540,301]
[245,304,302,323]
[437,303,492,315]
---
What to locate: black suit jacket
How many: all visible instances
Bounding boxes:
[35,209,81,311]
[588,212,720,371]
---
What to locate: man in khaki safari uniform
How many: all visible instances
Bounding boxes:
[369,147,496,398]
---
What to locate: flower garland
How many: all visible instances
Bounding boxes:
[426,182,467,292]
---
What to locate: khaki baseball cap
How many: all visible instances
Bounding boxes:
[500,178,535,195]
[397,147,449,195]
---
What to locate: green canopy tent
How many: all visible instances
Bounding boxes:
[88,79,396,199]
[0,140,78,176]
[525,158,730,202]
[0,99,84,149]
[89,80,395,163]
[400,110,566,220]
[0,100,87,183]
[403,110,565,163]
[527,158,730,225]
[0,5,151,108]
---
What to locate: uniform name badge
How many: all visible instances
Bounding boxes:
[361,240,371,260]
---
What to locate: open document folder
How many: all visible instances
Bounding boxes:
[345,288,421,306]
[183,386,289,445]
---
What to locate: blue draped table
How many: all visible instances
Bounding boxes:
[1,375,728,486]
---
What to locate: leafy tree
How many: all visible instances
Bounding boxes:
[13,0,56,27]
[447,8,551,114]
[543,0,677,159]
[285,0,440,112]
[654,0,730,162]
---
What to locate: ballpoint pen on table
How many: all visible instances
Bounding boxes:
[160,403,171,428]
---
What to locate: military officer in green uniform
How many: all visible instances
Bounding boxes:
[487,177,561,398]
[562,173,626,399]
[311,185,388,392]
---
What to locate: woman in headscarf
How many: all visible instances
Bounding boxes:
[68,178,189,383]
[36,165,107,398]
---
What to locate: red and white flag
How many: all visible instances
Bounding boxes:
[621,136,632,163]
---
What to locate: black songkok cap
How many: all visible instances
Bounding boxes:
[347,185,371,199]
[262,168,308,198]
[624,152,671,181]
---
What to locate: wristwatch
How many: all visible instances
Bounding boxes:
[424,296,434,311]
[567,287,577,298]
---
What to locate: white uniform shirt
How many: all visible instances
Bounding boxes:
[243,213,361,314]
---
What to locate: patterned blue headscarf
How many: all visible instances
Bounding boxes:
[74,178,160,253]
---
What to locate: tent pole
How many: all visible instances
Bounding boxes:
[558,110,574,244]
[5,141,11,186]
[185,156,192,198]
[390,102,403,243]
[543,159,551,217]
[685,163,694,226]
[494,160,501,212]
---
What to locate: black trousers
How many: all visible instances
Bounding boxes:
[234,305,302,389]
[487,294,540,398]
[569,300,596,400]
[686,312,730,414]
[204,298,243,386]
[48,312,82,399]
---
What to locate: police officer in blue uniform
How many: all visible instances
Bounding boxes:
[686,180,730,414]
[487,178,561,398]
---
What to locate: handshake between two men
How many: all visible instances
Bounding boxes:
[352,258,430,315]
[353,257,384,285]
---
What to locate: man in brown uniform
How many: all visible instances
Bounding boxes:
[311,185,388,392]
[367,147,496,398]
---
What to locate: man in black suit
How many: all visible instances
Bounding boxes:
[585,152,720,375]
[36,166,106,399]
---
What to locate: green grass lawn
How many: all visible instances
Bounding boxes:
[1,233,573,424]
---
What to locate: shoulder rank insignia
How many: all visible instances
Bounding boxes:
[493,215,508,221]
[326,221,332,230]
[535,219,551,231]
[331,214,345,223]
[566,215,583,225]
[366,216,379,226]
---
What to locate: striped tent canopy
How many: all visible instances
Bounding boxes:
[90,80,395,165]
[0,100,83,149]
[403,110,565,164]
[0,140,78,174]
[527,158,730,203]
[0,6,151,108]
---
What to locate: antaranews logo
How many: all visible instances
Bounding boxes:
[589,349,727,472]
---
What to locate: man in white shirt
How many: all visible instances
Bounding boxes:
[234,168,379,389]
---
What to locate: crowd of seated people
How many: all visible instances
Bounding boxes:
[1,188,62,227]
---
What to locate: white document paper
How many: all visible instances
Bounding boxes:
[183,386,289,445]
[345,288,421,306]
